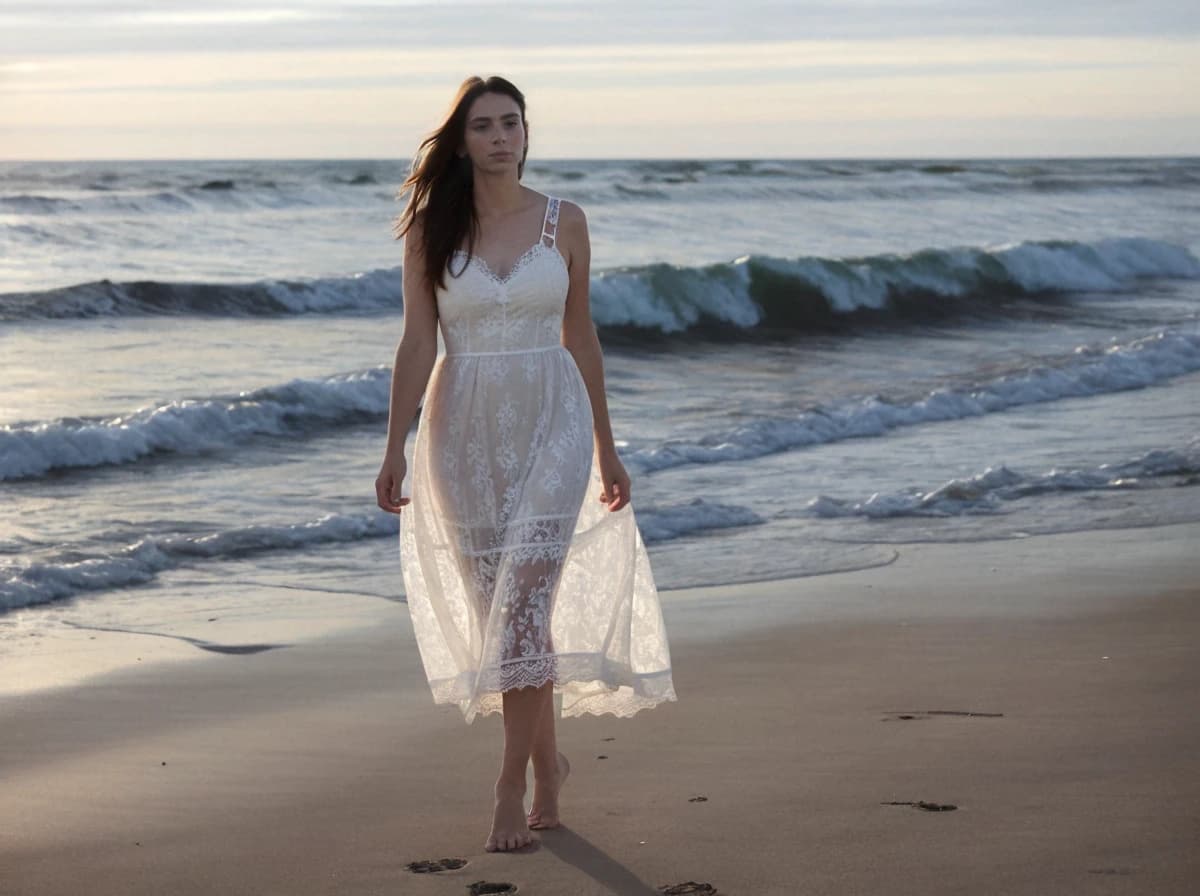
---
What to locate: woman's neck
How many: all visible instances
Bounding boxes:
[470,175,529,220]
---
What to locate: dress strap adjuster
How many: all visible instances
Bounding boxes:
[540,196,560,248]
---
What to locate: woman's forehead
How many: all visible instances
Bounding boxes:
[468,93,520,121]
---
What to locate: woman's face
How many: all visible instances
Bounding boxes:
[461,92,526,170]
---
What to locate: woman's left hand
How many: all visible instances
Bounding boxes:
[597,450,631,512]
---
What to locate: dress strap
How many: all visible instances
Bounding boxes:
[540,195,560,248]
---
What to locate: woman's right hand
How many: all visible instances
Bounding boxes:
[375,453,411,514]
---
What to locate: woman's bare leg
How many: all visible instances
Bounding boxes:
[527,684,568,828]
[485,680,550,852]
[488,552,568,846]
[529,680,556,776]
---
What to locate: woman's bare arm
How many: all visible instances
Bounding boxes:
[385,215,439,457]
[376,214,438,512]
[560,201,631,511]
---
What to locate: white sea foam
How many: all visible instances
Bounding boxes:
[0,512,396,612]
[0,367,393,480]
[587,236,1200,331]
[0,499,761,612]
[5,237,1195,329]
[6,326,1199,483]
[805,440,1200,519]
[635,498,764,542]
[628,327,1200,474]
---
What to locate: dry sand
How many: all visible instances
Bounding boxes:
[2,522,1199,895]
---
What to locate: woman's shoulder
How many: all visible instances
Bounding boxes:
[405,206,433,250]
[546,194,586,230]
[527,187,581,214]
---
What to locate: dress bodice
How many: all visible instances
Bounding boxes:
[435,196,569,355]
[403,190,677,725]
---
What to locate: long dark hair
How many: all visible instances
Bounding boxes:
[391,76,529,295]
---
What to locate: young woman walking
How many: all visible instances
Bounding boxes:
[376,75,676,853]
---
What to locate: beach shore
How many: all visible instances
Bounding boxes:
[3,522,1199,895]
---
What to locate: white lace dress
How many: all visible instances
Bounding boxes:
[399,194,677,724]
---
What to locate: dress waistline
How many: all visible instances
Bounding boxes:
[444,345,564,358]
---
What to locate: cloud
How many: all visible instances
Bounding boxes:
[2,1,1197,58]
[2,2,1196,157]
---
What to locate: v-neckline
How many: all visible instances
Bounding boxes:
[453,196,554,285]
[455,240,547,286]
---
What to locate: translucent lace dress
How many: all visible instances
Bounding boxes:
[399,194,677,724]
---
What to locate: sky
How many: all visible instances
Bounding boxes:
[1,0,1197,160]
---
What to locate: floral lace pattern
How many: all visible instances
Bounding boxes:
[399,195,677,723]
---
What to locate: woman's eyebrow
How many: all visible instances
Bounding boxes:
[469,113,519,123]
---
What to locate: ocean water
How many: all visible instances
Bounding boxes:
[2,157,1198,659]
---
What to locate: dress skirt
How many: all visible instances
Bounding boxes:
[399,345,677,723]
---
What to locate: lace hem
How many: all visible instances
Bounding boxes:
[427,654,677,724]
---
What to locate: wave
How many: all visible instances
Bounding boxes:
[0,190,201,216]
[6,325,1200,483]
[0,512,394,613]
[0,267,401,320]
[805,440,1200,519]
[611,160,1200,200]
[635,497,764,542]
[8,159,1198,209]
[626,327,1200,474]
[0,498,761,612]
[3,237,1195,332]
[0,171,384,217]
[582,158,1200,192]
[0,194,78,214]
[587,236,1199,337]
[0,368,393,481]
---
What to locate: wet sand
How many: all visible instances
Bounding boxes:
[2,522,1199,895]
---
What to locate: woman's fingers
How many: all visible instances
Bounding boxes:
[375,473,410,513]
[604,478,629,512]
[378,494,411,513]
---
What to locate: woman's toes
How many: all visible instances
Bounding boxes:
[486,833,533,852]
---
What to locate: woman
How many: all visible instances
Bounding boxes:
[375,75,676,853]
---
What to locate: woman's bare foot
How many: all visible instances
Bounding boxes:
[527,751,570,830]
[485,780,537,852]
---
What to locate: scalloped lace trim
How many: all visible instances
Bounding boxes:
[429,656,678,724]
[453,241,566,287]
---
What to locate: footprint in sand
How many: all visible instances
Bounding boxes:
[882,709,1004,721]
[468,882,518,895]
[405,857,468,872]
